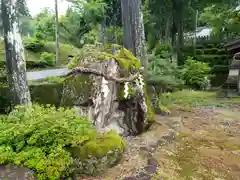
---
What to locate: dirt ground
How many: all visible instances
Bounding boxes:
[80,104,240,180]
[153,106,240,180]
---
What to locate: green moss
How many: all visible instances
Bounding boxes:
[104,47,141,71]
[60,74,92,107]
[144,86,155,122]
[70,130,125,159]
[67,130,125,176]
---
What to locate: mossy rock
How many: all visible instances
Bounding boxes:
[60,74,93,107]
[68,130,125,176]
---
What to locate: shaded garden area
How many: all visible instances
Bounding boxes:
[0,0,240,179]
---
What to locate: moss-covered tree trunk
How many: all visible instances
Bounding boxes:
[1,0,31,106]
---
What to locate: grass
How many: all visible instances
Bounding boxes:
[158,89,240,111]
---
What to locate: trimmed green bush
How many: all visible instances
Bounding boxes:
[0,39,80,65]
[196,49,204,55]
[0,82,63,113]
[154,41,172,56]
[217,49,226,55]
[195,55,229,66]
[183,57,211,89]
[40,52,55,66]
[203,48,219,54]
[0,104,125,179]
[211,65,229,73]
[147,54,184,91]
[0,104,95,179]
[196,44,205,49]
[0,60,52,70]
[24,37,44,52]
[206,44,214,48]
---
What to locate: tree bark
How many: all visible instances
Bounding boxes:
[1,0,31,106]
[171,0,178,65]
[165,15,171,41]
[120,0,147,68]
[176,0,184,64]
[193,9,198,57]
[55,0,60,65]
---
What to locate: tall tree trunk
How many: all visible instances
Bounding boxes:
[120,0,134,53]
[172,0,184,65]
[193,9,198,57]
[55,0,60,65]
[1,0,31,106]
[165,15,171,41]
[99,18,106,44]
[171,0,178,65]
[120,0,147,68]
[176,0,184,64]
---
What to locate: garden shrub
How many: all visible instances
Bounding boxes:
[147,54,184,91]
[196,44,204,49]
[43,42,80,65]
[211,65,229,73]
[206,44,214,48]
[182,56,211,89]
[40,52,55,66]
[154,41,172,57]
[195,54,229,66]
[0,60,50,70]
[196,49,204,55]
[182,45,193,53]
[204,48,219,54]
[0,104,125,179]
[24,37,44,52]
[217,49,226,55]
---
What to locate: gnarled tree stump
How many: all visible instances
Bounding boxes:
[61,57,152,136]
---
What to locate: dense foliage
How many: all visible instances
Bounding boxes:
[0,105,94,179]
[0,104,125,179]
[182,57,211,89]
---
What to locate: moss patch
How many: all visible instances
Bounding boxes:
[144,86,155,122]
[68,130,125,176]
[60,74,92,107]
[69,130,125,159]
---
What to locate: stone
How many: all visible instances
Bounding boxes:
[222,52,240,96]
[0,165,35,180]
[123,177,138,180]
[144,165,157,174]
[147,157,158,166]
